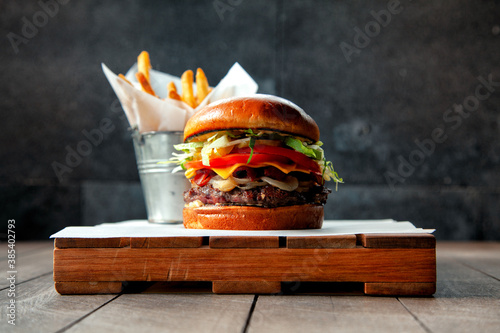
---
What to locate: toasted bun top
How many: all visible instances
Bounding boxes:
[184,95,320,142]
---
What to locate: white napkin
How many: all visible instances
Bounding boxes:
[102,62,259,132]
[50,220,435,238]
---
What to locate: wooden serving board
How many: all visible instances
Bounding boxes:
[53,233,436,296]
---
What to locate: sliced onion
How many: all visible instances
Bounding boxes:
[233,177,252,185]
[238,181,267,190]
[208,174,299,192]
[210,176,238,192]
[261,176,298,191]
[210,175,267,191]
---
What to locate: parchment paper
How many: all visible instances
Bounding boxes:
[102,62,259,132]
[50,220,434,238]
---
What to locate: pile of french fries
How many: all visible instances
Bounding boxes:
[118,51,212,108]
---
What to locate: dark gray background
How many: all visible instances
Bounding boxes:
[1,0,499,240]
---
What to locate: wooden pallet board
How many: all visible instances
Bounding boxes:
[53,233,436,296]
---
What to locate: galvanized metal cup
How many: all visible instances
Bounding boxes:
[132,130,190,223]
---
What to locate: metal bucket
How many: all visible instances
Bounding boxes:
[132,130,189,223]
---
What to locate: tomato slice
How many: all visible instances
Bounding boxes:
[184,147,321,175]
[232,145,320,173]
[184,154,293,170]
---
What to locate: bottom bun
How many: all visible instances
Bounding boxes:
[183,204,324,230]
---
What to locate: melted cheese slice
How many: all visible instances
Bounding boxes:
[185,162,312,179]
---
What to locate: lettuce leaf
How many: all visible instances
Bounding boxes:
[284,137,322,160]
[246,136,256,164]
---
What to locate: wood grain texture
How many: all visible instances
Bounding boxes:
[53,247,436,286]
[0,241,51,260]
[55,281,123,295]
[438,242,500,280]
[3,241,500,331]
[247,295,427,333]
[364,282,436,296]
[209,236,279,248]
[213,281,281,294]
[130,237,203,248]
[287,235,356,248]
[55,238,130,248]
[398,249,500,332]
[360,233,436,248]
[0,244,53,289]
[0,274,116,333]
[63,294,254,333]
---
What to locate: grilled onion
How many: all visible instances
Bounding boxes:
[261,176,298,191]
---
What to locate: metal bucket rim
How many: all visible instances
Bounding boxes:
[139,130,184,135]
[132,129,184,136]
[131,129,185,146]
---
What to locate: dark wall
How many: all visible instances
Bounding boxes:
[1,0,499,240]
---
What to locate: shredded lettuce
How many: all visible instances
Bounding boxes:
[208,135,230,149]
[173,142,203,152]
[200,133,252,166]
[167,130,342,190]
[320,157,343,190]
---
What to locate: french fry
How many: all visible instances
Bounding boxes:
[137,51,152,82]
[196,68,210,105]
[181,70,196,108]
[167,81,177,94]
[167,82,181,100]
[118,74,133,86]
[132,51,212,105]
[168,90,182,101]
[135,72,157,97]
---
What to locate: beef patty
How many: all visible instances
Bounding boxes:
[184,184,331,208]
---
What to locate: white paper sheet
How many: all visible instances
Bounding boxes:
[102,62,258,132]
[50,220,434,238]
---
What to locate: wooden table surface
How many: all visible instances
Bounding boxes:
[1,241,499,333]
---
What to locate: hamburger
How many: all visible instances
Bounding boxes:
[172,94,342,230]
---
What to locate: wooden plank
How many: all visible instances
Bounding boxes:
[55,281,123,295]
[54,248,435,284]
[130,237,203,248]
[287,235,356,249]
[399,246,500,332]
[55,237,130,248]
[209,236,279,248]
[0,241,52,260]
[62,294,254,332]
[437,241,500,256]
[364,282,436,296]
[0,245,53,289]
[456,257,500,281]
[433,250,500,298]
[438,242,500,280]
[3,241,500,331]
[360,233,436,248]
[213,281,281,294]
[0,274,116,332]
[247,295,427,332]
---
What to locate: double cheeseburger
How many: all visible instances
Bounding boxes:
[172,94,342,230]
